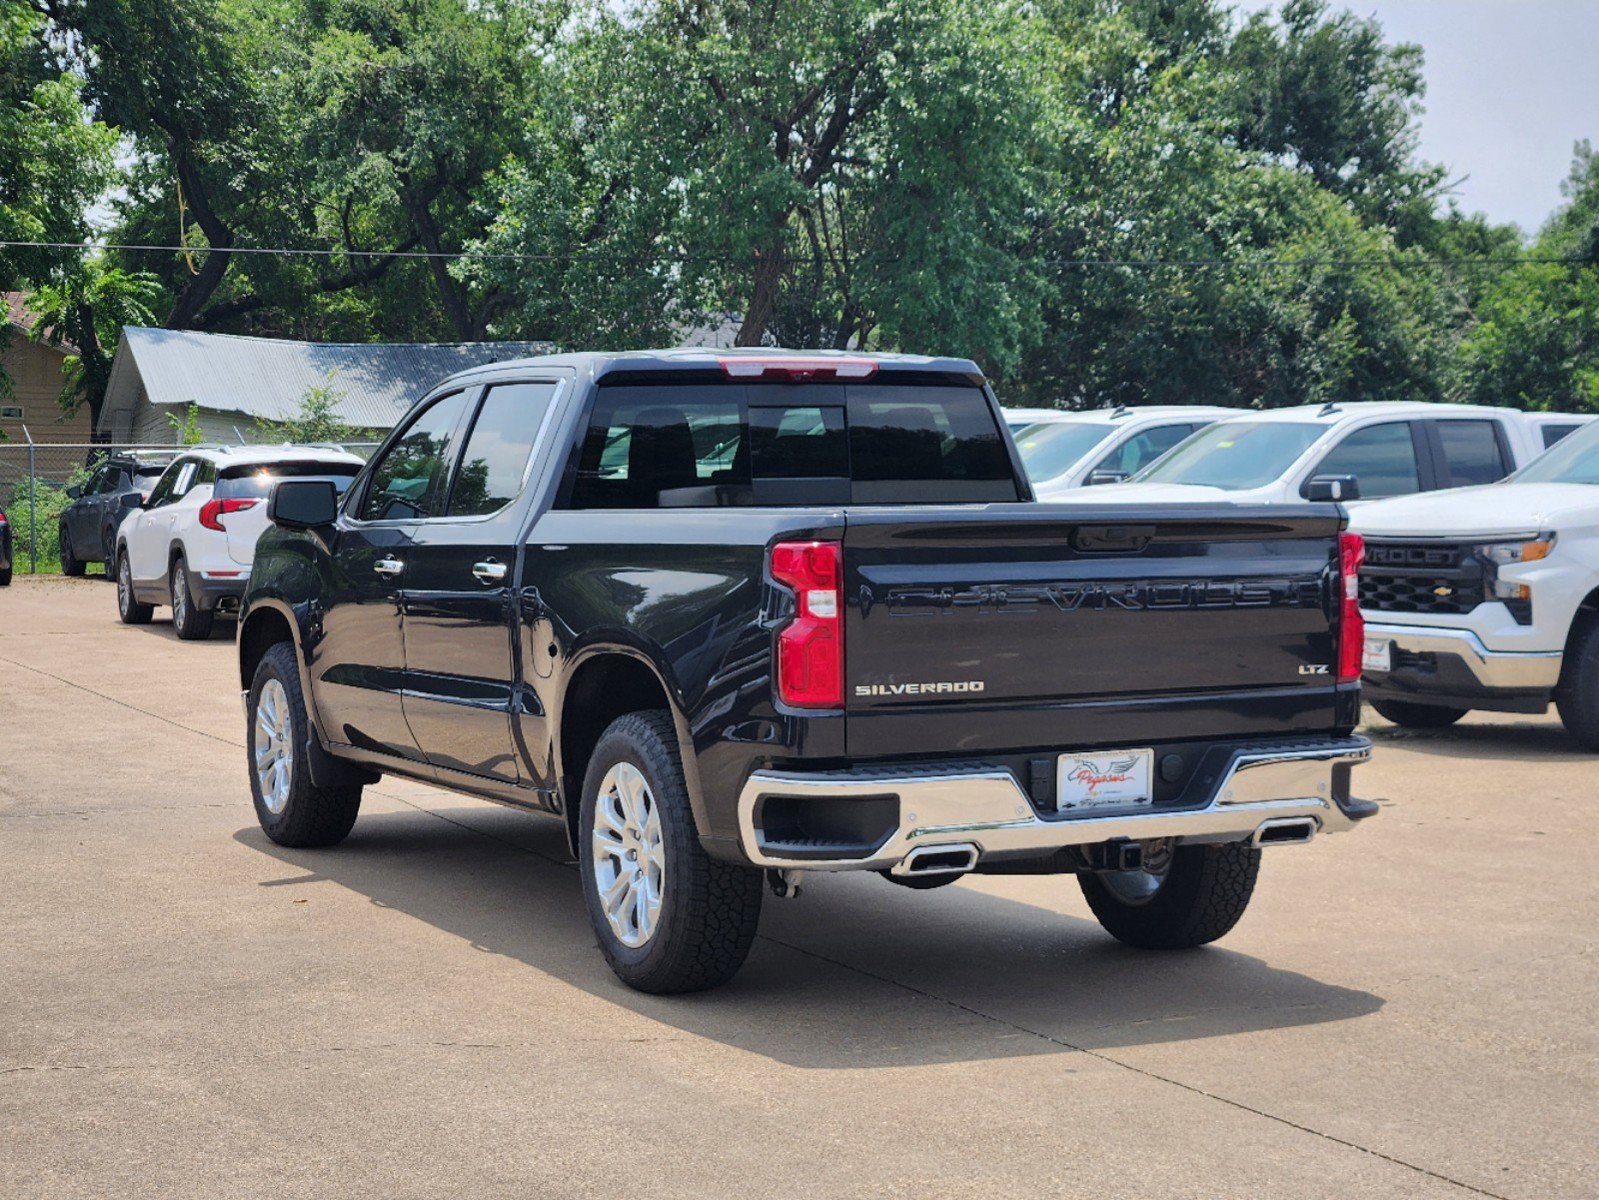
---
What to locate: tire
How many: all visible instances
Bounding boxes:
[0,564,10,587]
[170,557,215,640]
[1371,699,1468,729]
[60,525,84,576]
[116,550,153,625]
[100,527,119,575]
[247,642,363,847]
[580,711,762,994]
[1556,616,1599,751]
[1079,841,1260,950]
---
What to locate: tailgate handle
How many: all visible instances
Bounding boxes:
[1072,524,1155,553]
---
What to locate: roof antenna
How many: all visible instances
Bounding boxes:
[1318,402,1341,417]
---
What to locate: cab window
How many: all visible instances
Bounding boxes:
[359,390,471,522]
[1093,422,1203,476]
[446,382,558,517]
[1433,420,1510,488]
[1312,423,1421,499]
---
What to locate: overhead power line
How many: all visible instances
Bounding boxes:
[0,238,1589,270]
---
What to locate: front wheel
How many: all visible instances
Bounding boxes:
[247,642,362,846]
[116,551,153,624]
[1371,699,1467,729]
[1079,841,1260,949]
[170,558,215,640]
[580,711,762,993]
[1556,617,1599,751]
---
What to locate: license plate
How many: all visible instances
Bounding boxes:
[1362,636,1392,673]
[1057,749,1154,814]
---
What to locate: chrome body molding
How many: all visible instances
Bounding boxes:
[735,739,1372,872]
[1364,622,1563,690]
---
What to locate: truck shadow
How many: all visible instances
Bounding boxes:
[1365,719,1589,763]
[234,805,1383,1070]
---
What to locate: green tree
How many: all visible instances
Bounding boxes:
[26,261,161,430]
[255,372,375,443]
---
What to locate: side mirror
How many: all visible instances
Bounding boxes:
[269,480,339,529]
[66,486,82,499]
[118,491,143,511]
[1085,469,1131,487]
[1305,474,1360,502]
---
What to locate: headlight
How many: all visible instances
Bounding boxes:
[1475,536,1555,565]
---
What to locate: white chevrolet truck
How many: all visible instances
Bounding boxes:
[1353,421,1599,748]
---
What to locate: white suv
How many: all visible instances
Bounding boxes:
[1008,405,1235,492]
[1040,402,1571,505]
[115,446,365,639]
[1352,420,1599,748]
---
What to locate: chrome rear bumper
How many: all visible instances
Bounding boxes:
[736,739,1372,872]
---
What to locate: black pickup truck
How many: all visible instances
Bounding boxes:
[238,350,1374,993]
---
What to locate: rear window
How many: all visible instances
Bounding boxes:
[217,461,361,500]
[565,381,1018,508]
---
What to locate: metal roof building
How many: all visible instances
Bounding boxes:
[98,327,553,444]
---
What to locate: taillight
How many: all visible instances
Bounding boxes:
[770,540,843,708]
[199,497,260,532]
[1337,531,1365,683]
[719,356,877,382]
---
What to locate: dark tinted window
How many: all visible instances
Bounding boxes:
[1542,423,1581,449]
[448,382,557,516]
[1434,420,1509,487]
[360,390,470,521]
[218,462,362,500]
[566,381,1016,508]
[93,468,119,495]
[1315,423,1420,499]
[148,458,199,508]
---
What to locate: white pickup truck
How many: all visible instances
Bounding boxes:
[1352,421,1599,748]
[1039,401,1591,506]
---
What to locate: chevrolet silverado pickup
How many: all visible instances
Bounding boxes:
[1353,418,1599,747]
[237,349,1374,994]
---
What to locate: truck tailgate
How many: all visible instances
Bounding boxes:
[842,504,1348,756]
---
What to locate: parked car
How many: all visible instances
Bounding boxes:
[237,349,1374,995]
[59,451,175,576]
[115,445,366,639]
[0,503,12,586]
[1000,406,1064,433]
[1353,419,1599,746]
[1011,406,1235,491]
[1039,402,1548,505]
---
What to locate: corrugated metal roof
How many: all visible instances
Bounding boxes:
[101,327,553,433]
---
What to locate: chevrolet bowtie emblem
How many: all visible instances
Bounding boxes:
[1433,586,1454,597]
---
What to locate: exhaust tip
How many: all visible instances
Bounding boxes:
[1253,817,1318,847]
[894,843,979,877]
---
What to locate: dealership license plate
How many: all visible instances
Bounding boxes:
[1057,749,1154,814]
[1362,636,1392,673]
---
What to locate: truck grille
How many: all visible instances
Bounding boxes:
[1359,541,1486,616]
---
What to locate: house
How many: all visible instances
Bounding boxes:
[97,327,554,445]
[1,293,92,443]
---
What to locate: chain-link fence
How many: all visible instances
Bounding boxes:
[0,434,380,575]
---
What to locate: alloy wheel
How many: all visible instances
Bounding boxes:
[253,678,294,815]
[590,761,666,948]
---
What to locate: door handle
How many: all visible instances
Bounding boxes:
[473,560,508,584]
[373,558,404,578]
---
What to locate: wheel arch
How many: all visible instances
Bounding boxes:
[1560,586,1599,682]
[556,645,707,855]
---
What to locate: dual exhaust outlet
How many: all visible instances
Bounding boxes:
[889,817,1318,879]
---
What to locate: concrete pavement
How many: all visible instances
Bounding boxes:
[1,576,1594,1198]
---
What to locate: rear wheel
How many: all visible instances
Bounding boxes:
[116,550,153,624]
[1371,699,1468,729]
[1079,841,1260,949]
[170,558,215,640]
[1556,617,1599,751]
[580,711,762,993]
[59,525,84,576]
[248,642,362,847]
[100,526,119,575]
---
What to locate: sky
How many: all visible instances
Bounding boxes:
[1233,0,1599,235]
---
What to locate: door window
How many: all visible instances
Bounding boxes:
[1433,420,1510,487]
[96,467,123,495]
[1543,423,1581,449]
[1094,422,1203,476]
[149,459,198,508]
[1313,423,1421,499]
[446,382,558,517]
[359,391,471,522]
